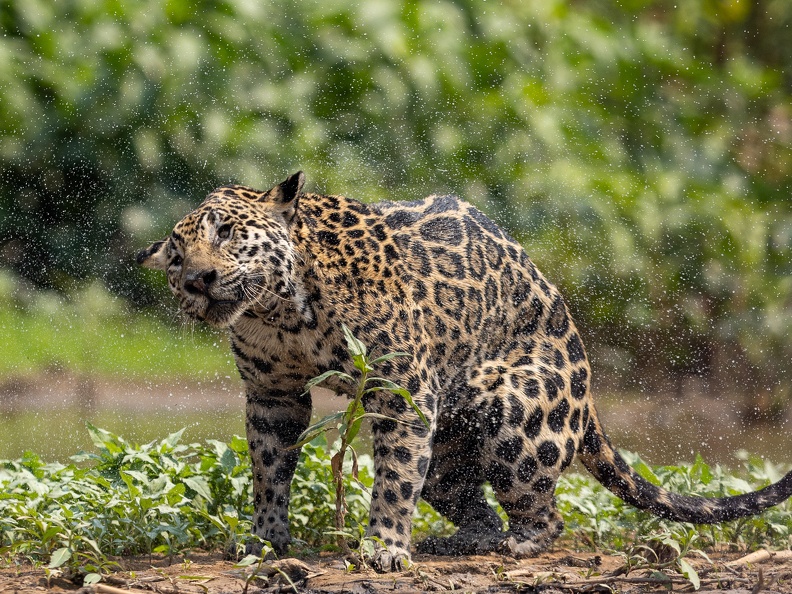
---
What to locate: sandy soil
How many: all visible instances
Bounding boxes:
[2,548,791,594]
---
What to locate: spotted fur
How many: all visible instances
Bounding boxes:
[138,172,792,571]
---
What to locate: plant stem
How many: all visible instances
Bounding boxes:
[333,367,368,554]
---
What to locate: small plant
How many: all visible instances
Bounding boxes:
[291,324,429,556]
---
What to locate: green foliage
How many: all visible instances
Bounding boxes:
[1,0,791,393]
[1,423,791,581]
[0,424,254,578]
[0,425,375,577]
[556,450,792,553]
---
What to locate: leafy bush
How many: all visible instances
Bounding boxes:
[0,425,376,577]
[556,450,792,552]
[2,424,791,582]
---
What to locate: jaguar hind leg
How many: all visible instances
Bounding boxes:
[417,424,506,556]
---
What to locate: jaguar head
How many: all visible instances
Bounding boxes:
[137,172,305,328]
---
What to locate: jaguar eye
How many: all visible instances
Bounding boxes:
[217,224,232,240]
[171,254,183,267]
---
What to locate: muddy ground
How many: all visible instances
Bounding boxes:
[2,548,791,594]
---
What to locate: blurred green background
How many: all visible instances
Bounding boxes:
[1,0,792,458]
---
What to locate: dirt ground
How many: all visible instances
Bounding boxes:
[2,548,791,594]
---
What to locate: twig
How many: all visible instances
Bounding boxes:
[554,574,753,589]
[726,549,792,566]
[95,584,150,594]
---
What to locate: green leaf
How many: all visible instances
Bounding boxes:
[370,352,411,365]
[342,324,366,359]
[344,403,366,444]
[229,434,249,453]
[290,412,346,449]
[83,573,101,585]
[183,476,213,501]
[304,370,354,393]
[161,428,186,450]
[631,457,661,486]
[368,379,430,428]
[48,547,71,569]
[678,558,700,590]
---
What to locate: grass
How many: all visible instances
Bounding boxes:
[0,275,234,379]
[0,425,790,587]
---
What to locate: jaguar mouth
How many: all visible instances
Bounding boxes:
[203,297,244,325]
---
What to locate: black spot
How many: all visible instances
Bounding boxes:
[341,211,360,228]
[425,195,458,213]
[317,230,340,247]
[546,296,569,338]
[411,242,433,276]
[537,441,561,467]
[484,398,504,437]
[533,476,555,493]
[261,450,275,467]
[484,277,499,308]
[524,407,543,439]
[582,422,601,455]
[514,493,535,511]
[547,398,570,433]
[495,436,523,464]
[561,438,575,470]
[467,207,503,238]
[524,378,540,398]
[614,454,631,473]
[567,334,585,363]
[517,456,538,483]
[513,297,543,336]
[375,419,398,434]
[595,461,618,487]
[486,461,514,493]
[512,280,532,307]
[468,243,488,281]
[394,446,412,463]
[569,408,581,432]
[373,224,387,241]
[419,217,463,245]
[431,246,466,279]
[570,368,588,399]
[385,210,422,229]
[434,281,466,318]
[400,482,414,500]
[508,396,525,426]
[384,489,399,504]
[543,376,559,400]
[417,456,429,476]
[273,464,293,484]
[381,517,394,529]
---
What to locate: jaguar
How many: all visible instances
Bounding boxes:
[138,172,792,571]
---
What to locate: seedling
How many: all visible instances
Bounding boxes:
[291,324,429,555]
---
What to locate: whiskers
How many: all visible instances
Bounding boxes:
[238,272,290,308]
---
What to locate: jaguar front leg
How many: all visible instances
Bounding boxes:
[245,390,312,556]
[366,388,435,572]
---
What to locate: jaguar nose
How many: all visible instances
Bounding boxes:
[184,269,217,296]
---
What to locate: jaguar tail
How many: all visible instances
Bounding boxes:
[578,408,792,523]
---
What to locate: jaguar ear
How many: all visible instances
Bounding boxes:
[267,171,305,222]
[136,239,169,271]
